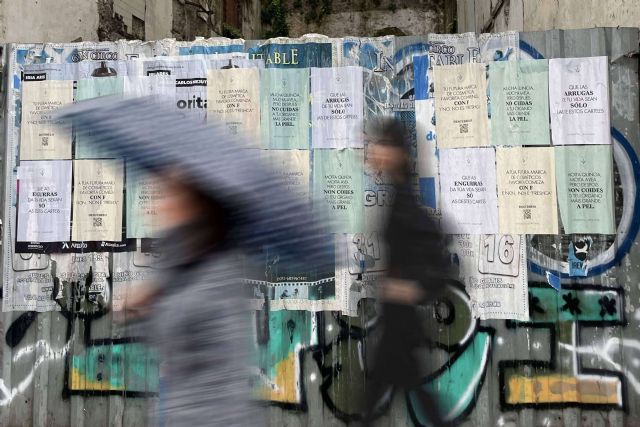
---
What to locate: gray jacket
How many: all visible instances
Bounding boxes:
[147,225,263,426]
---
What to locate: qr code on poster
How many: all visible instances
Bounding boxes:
[523,209,532,220]
[93,217,103,228]
[459,123,469,133]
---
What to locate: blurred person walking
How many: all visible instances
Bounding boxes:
[363,118,450,426]
[58,97,329,427]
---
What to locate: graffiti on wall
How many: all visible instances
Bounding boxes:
[3,256,159,404]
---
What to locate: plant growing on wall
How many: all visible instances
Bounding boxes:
[300,0,333,24]
[262,0,290,38]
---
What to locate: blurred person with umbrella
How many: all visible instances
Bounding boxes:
[57,97,330,426]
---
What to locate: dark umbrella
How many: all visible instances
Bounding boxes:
[55,95,331,266]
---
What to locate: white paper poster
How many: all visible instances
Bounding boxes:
[549,56,610,145]
[141,58,209,121]
[449,233,528,321]
[72,159,124,242]
[112,251,157,311]
[311,66,364,149]
[123,76,157,97]
[439,148,498,234]
[20,80,74,160]
[262,150,310,201]
[434,62,489,148]
[17,160,72,242]
[207,67,261,146]
[496,147,559,234]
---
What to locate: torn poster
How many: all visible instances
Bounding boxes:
[260,68,310,149]
[311,66,364,149]
[244,234,339,312]
[496,146,559,234]
[51,252,110,308]
[478,31,519,62]
[335,232,388,315]
[439,147,499,234]
[72,159,124,242]
[20,80,73,160]
[490,59,550,146]
[208,58,263,70]
[313,149,364,233]
[555,144,615,234]
[126,166,165,239]
[261,149,310,201]
[549,56,611,145]
[75,77,125,158]
[568,237,593,277]
[427,32,479,66]
[112,250,157,311]
[207,67,261,146]
[2,249,57,311]
[17,160,72,243]
[246,35,336,68]
[434,62,489,149]
[449,233,529,321]
[413,54,441,219]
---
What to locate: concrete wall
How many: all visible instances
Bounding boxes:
[457,0,640,33]
[0,0,99,43]
[239,0,261,39]
[145,0,174,40]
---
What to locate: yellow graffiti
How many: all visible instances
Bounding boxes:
[70,368,124,391]
[507,374,621,405]
[258,351,299,404]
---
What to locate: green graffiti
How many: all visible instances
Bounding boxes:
[408,330,492,425]
[254,310,314,405]
[70,342,159,393]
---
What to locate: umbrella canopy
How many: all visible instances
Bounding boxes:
[55,95,331,265]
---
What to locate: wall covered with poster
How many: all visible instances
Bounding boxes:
[0,27,639,426]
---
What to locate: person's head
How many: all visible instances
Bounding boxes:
[365,118,411,181]
[155,168,227,241]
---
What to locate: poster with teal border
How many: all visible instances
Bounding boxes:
[126,166,164,239]
[555,145,615,234]
[490,59,550,146]
[75,77,124,158]
[313,149,364,233]
[261,68,310,149]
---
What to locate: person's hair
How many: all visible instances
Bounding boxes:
[365,117,410,151]
[366,117,412,176]
[189,183,230,246]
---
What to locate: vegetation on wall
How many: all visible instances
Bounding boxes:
[262,0,290,38]
[222,23,244,39]
[296,0,333,24]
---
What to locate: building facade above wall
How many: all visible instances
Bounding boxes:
[458,0,640,34]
